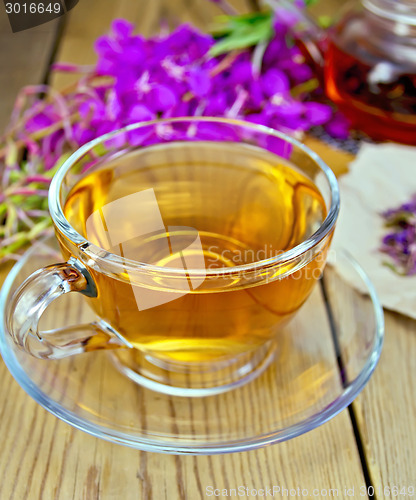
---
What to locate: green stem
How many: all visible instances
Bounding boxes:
[0,113,79,160]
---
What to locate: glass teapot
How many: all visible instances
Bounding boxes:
[288,0,416,143]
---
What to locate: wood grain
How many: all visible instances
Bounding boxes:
[1,0,415,498]
[0,2,369,499]
[0,9,60,132]
[324,263,416,493]
[352,312,416,492]
[0,250,369,500]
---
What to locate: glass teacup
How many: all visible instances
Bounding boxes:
[6,118,339,396]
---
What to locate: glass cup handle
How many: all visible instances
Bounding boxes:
[6,257,127,359]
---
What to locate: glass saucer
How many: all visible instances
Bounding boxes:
[0,236,384,454]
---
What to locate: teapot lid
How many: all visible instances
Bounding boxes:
[363,0,416,25]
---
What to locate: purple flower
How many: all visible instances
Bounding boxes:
[22,19,350,159]
[303,102,332,126]
[73,123,95,145]
[94,19,147,79]
[146,85,178,112]
[188,67,212,97]
[380,195,416,275]
[246,80,263,108]
[265,135,293,157]
[325,112,351,139]
[203,93,227,115]
[160,25,213,61]
[25,111,55,133]
[106,89,122,120]
[262,37,287,70]
[1,12,355,265]
[126,104,155,123]
[111,19,134,39]
[226,60,253,86]
[261,68,290,97]
[274,8,300,31]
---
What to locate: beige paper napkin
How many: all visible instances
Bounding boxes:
[331,142,416,320]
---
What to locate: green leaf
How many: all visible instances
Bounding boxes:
[209,14,273,57]
[212,10,271,30]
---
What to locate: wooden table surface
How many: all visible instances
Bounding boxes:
[0,1,415,499]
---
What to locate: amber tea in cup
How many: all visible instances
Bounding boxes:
[7,118,339,396]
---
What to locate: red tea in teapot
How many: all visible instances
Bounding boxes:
[322,4,416,144]
[325,39,416,143]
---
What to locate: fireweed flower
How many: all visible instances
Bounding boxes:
[380,195,416,276]
[0,11,348,262]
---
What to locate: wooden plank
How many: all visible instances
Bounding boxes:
[353,312,416,492]
[309,0,416,484]
[1,0,402,498]
[0,254,368,499]
[0,9,60,131]
[325,268,416,494]
[0,3,369,499]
